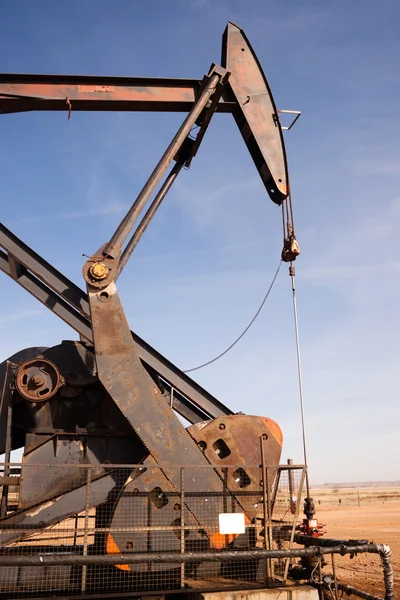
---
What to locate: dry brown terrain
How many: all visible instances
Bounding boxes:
[310,486,400,598]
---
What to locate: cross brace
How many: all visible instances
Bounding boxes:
[0,223,233,424]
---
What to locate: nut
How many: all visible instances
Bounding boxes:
[89,262,109,281]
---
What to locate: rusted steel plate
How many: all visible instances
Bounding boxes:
[88,283,216,486]
[222,22,289,204]
[0,477,19,485]
[187,415,282,519]
[0,75,235,114]
[0,476,115,547]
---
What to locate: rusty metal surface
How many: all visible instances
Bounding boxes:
[15,358,61,402]
[107,459,206,573]
[0,74,236,114]
[18,439,105,509]
[0,475,116,547]
[0,348,47,455]
[87,283,223,514]
[222,22,289,204]
[0,341,147,524]
[187,415,282,518]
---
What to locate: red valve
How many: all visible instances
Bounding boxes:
[296,518,325,538]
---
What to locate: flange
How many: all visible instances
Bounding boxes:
[15,358,61,402]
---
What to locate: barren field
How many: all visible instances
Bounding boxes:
[310,486,400,598]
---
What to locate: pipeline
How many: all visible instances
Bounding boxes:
[0,543,393,600]
[336,582,388,600]
[296,535,369,547]
[294,536,394,600]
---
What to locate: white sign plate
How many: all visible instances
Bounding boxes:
[218,512,245,535]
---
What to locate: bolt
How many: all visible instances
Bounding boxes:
[31,375,44,387]
[219,423,226,430]
[89,262,109,281]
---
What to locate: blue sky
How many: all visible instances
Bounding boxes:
[1,0,399,484]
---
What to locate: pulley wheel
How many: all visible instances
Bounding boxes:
[16,358,61,402]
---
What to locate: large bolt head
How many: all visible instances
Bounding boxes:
[89,262,109,280]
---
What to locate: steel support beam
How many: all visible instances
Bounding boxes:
[0,224,232,423]
[0,74,236,114]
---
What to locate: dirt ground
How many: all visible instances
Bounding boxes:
[310,487,400,598]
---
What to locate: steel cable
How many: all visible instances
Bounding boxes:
[184,260,282,373]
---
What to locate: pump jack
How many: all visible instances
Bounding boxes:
[0,22,306,597]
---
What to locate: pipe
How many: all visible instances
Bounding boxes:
[0,543,392,599]
[294,536,393,600]
[296,535,369,548]
[0,543,389,566]
[336,582,386,600]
